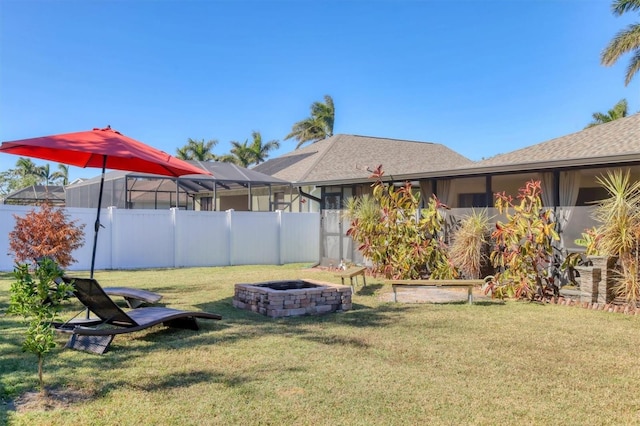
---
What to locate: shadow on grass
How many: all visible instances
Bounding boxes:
[473,300,506,306]
[125,369,252,392]
[355,283,383,296]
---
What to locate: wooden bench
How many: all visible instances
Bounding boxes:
[102,287,163,308]
[385,279,486,304]
[335,267,367,291]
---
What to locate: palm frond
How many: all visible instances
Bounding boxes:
[612,0,640,16]
[601,23,640,65]
[625,49,640,85]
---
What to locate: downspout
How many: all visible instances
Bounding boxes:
[297,187,321,204]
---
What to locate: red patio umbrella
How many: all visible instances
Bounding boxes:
[0,126,211,277]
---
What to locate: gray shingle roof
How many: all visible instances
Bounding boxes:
[471,112,640,170]
[254,134,473,184]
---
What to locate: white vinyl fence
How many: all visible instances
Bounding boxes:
[0,205,320,272]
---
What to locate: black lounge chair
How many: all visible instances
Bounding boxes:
[55,276,222,354]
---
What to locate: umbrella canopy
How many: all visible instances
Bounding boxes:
[0,126,212,279]
[0,126,209,177]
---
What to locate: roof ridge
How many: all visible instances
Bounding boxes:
[296,135,341,182]
[341,134,438,145]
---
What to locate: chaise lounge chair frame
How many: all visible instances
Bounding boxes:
[55,276,222,354]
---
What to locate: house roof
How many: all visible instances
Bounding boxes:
[383,113,640,182]
[463,112,640,173]
[254,134,474,185]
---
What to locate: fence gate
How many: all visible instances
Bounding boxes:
[320,209,363,267]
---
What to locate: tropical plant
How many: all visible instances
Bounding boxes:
[285,95,335,149]
[37,164,54,185]
[7,258,75,394]
[448,209,491,279]
[15,157,40,178]
[601,0,640,86]
[345,165,455,279]
[176,138,218,161]
[248,131,280,165]
[9,203,85,268]
[221,140,254,167]
[593,169,640,258]
[591,169,640,304]
[585,98,628,128]
[0,158,45,195]
[487,180,559,300]
[222,131,280,167]
[51,164,69,186]
[561,227,602,283]
[575,227,602,256]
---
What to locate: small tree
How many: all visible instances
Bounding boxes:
[8,258,75,394]
[9,202,85,268]
[345,165,455,279]
[487,180,559,300]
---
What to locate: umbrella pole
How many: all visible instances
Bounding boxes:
[90,155,107,279]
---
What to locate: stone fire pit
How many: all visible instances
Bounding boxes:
[233,279,352,318]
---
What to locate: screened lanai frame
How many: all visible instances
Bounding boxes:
[65,161,295,212]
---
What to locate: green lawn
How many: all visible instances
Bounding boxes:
[2,265,640,425]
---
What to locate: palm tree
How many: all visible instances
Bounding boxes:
[12,158,41,190]
[285,95,335,149]
[38,164,54,185]
[601,0,640,86]
[176,138,218,161]
[248,131,280,165]
[222,140,255,167]
[15,157,39,178]
[176,146,190,160]
[585,98,628,128]
[51,164,69,186]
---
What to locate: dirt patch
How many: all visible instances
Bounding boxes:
[8,386,95,413]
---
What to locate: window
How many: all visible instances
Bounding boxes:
[200,197,213,211]
[575,187,609,206]
[273,192,287,210]
[324,194,341,209]
[458,193,487,208]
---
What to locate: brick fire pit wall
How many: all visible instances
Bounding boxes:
[233,279,352,318]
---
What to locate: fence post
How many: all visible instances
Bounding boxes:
[170,207,178,268]
[226,209,234,266]
[108,206,117,271]
[277,210,283,265]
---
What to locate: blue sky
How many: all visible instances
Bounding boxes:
[1,0,638,182]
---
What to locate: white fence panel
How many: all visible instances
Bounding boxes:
[64,207,111,272]
[0,205,29,269]
[280,212,320,264]
[0,206,321,271]
[111,209,175,269]
[229,211,279,265]
[174,210,230,267]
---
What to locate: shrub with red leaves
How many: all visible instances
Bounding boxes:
[9,203,85,268]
